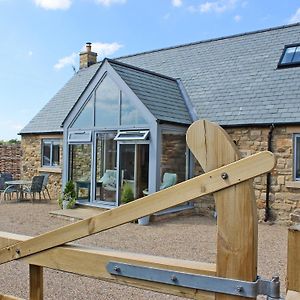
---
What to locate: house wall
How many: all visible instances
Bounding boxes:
[21,125,300,223]
[21,134,63,201]
[194,125,300,223]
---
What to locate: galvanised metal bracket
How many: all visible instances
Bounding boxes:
[107,262,281,299]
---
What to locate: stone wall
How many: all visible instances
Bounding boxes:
[160,132,187,183]
[192,125,300,223]
[21,134,63,201]
[226,126,299,223]
[0,143,21,179]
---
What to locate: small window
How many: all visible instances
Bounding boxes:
[114,130,149,141]
[42,139,61,167]
[278,44,300,68]
[294,134,300,180]
[68,131,92,143]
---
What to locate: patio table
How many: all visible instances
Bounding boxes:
[4,180,32,201]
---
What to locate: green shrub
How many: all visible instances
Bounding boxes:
[121,184,134,204]
[58,180,76,209]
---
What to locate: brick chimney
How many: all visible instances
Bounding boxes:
[79,42,97,69]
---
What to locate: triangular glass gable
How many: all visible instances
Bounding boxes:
[71,96,94,128]
[95,76,120,127]
[71,73,149,129]
[121,92,147,126]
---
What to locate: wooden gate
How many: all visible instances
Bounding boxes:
[0,120,298,300]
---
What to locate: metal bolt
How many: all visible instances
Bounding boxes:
[236,286,244,293]
[221,172,229,180]
[272,276,279,282]
[170,275,178,282]
[15,249,20,255]
[113,266,121,273]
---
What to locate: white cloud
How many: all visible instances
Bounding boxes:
[234,14,241,22]
[54,42,123,70]
[188,0,237,14]
[289,8,300,24]
[95,0,126,6]
[84,42,123,59]
[34,0,72,10]
[172,0,182,7]
[54,52,77,70]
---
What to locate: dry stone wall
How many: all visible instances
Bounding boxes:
[0,143,21,179]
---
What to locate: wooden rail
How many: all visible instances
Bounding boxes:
[0,231,215,300]
[286,224,300,300]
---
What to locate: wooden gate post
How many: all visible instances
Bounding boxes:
[187,120,258,300]
[286,224,300,300]
[29,265,43,300]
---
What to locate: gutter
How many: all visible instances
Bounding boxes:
[264,124,275,222]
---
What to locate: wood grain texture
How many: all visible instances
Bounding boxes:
[0,151,275,266]
[29,265,43,300]
[0,296,24,300]
[187,120,260,300]
[286,290,300,300]
[287,225,300,292]
[0,232,215,300]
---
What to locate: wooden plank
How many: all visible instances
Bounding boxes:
[29,265,43,300]
[286,290,300,300]
[287,225,300,292]
[0,232,215,300]
[187,120,258,300]
[0,151,275,265]
[0,295,24,300]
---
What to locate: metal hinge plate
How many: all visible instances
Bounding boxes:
[107,261,281,299]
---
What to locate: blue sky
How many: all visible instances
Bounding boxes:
[0,0,300,140]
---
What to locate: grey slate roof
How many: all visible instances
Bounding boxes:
[21,23,300,134]
[109,60,192,124]
[117,23,300,126]
[20,63,99,134]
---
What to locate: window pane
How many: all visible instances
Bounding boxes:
[42,143,51,166]
[161,132,187,184]
[72,97,93,129]
[69,144,92,200]
[292,47,300,63]
[296,137,300,179]
[95,76,120,127]
[281,47,296,64]
[95,132,117,203]
[52,144,60,166]
[121,93,147,126]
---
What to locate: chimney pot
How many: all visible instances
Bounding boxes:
[79,42,97,69]
[86,42,92,52]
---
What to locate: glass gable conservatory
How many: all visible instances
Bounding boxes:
[63,66,191,208]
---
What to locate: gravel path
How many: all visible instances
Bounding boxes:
[0,203,287,299]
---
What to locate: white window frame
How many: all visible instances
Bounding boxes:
[42,139,61,167]
[114,130,149,141]
[294,134,300,180]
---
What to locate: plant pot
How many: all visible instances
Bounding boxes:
[138,215,150,226]
[62,200,69,210]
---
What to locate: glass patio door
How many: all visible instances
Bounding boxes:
[119,143,149,203]
[95,132,117,206]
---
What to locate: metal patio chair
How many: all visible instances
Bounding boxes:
[23,176,45,203]
[40,173,51,201]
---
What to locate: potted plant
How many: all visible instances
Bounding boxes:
[121,183,134,204]
[58,180,77,209]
